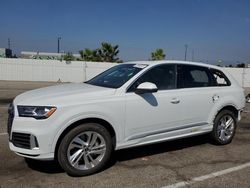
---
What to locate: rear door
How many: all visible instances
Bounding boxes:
[176,64,216,125]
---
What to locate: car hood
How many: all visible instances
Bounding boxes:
[14,83,116,106]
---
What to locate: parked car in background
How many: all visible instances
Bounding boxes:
[246,94,250,103]
[8,61,245,176]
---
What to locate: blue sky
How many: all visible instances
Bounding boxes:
[1,0,250,64]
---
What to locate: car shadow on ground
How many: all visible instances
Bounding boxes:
[114,134,210,162]
[0,98,13,105]
[25,134,210,175]
[25,158,64,174]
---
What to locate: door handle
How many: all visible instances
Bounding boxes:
[171,98,180,104]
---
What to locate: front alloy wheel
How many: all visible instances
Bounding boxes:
[67,131,106,170]
[58,123,113,176]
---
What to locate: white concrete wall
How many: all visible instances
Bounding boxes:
[85,62,115,80]
[0,58,116,82]
[225,68,250,87]
[0,58,250,87]
[244,68,250,87]
[225,68,244,86]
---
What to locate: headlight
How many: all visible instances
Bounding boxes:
[17,106,57,119]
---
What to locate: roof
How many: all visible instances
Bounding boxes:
[125,60,221,70]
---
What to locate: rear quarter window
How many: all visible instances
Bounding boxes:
[210,68,231,86]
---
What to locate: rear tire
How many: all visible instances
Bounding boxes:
[57,123,113,176]
[210,110,237,145]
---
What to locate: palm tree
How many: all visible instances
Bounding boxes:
[63,52,75,61]
[79,42,122,63]
[151,49,166,60]
[98,42,120,62]
[79,49,99,61]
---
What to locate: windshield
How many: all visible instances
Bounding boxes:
[85,64,147,88]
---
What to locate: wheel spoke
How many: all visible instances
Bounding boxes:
[219,130,226,141]
[89,144,106,155]
[83,155,92,169]
[69,143,82,150]
[89,133,98,148]
[88,154,99,167]
[225,118,233,129]
[70,149,83,163]
[72,152,84,167]
[220,117,226,127]
[217,125,223,131]
[73,136,87,146]
[86,132,92,146]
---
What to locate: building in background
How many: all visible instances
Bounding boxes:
[20,51,81,60]
[0,48,12,58]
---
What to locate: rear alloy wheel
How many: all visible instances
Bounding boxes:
[58,123,113,176]
[210,110,237,145]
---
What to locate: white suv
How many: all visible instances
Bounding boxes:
[8,61,245,176]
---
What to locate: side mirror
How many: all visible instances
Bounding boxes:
[135,82,158,94]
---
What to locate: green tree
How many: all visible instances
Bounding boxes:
[63,52,75,61]
[98,42,120,62]
[79,42,122,63]
[79,49,100,61]
[151,49,166,60]
[236,63,245,68]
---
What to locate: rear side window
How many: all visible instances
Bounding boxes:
[210,68,231,86]
[177,65,213,88]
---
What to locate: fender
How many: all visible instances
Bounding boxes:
[51,106,124,152]
[207,95,240,125]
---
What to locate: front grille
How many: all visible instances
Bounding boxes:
[12,132,31,149]
[7,103,14,135]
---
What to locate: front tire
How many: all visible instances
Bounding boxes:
[57,123,113,176]
[210,110,237,145]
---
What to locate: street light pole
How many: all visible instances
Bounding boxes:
[8,38,10,49]
[57,37,61,53]
[184,44,188,61]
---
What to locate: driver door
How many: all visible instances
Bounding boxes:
[125,64,183,140]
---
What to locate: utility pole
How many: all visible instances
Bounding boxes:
[57,37,61,53]
[192,49,194,61]
[184,44,188,61]
[8,38,10,49]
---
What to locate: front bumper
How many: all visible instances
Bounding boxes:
[9,142,54,160]
[8,105,57,160]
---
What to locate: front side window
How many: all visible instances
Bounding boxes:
[86,64,147,88]
[127,64,176,92]
[177,65,213,88]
